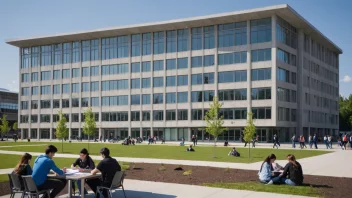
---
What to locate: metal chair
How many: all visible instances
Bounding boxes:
[96,171,126,198]
[22,176,51,198]
[8,174,25,198]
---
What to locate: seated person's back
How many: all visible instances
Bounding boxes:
[228,147,240,157]
[98,155,121,186]
[13,153,33,176]
[280,154,304,186]
[187,145,195,152]
[224,140,229,146]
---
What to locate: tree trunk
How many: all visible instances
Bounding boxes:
[213,137,217,158]
[62,139,64,153]
[248,142,251,161]
[7,132,8,141]
[88,136,90,151]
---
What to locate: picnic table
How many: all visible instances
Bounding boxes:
[49,169,101,198]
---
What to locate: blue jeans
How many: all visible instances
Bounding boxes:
[260,176,281,184]
[292,141,295,148]
[76,180,88,195]
[281,178,296,186]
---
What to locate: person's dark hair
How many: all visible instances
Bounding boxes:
[14,153,32,175]
[80,148,89,156]
[232,147,236,150]
[45,145,58,154]
[287,154,298,168]
[260,154,276,172]
[100,147,110,157]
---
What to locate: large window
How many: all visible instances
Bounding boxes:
[191,27,202,50]
[142,61,151,72]
[53,70,60,80]
[71,83,80,93]
[131,95,141,105]
[252,107,272,119]
[101,80,128,91]
[192,109,203,120]
[142,78,151,88]
[166,76,176,87]
[131,78,140,89]
[21,101,28,110]
[191,56,202,68]
[72,68,80,78]
[203,73,214,84]
[41,45,52,66]
[153,77,163,87]
[153,60,164,71]
[204,55,215,67]
[154,32,164,54]
[82,67,89,77]
[278,107,290,121]
[101,96,128,106]
[63,43,71,64]
[31,87,38,95]
[102,112,128,121]
[117,36,129,58]
[178,29,188,52]
[53,85,60,94]
[22,87,29,96]
[153,93,163,104]
[191,91,203,102]
[131,62,140,73]
[192,74,202,85]
[90,66,99,76]
[250,18,272,43]
[40,115,50,123]
[204,26,215,49]
[166,30,176,53]
[142,94,151,104]
[53,100,60,108]
[91,82,99,91]
[131,34,141,57]
[21,48,30,68]
[62,84,70,94]
[166,93,176,104]
[235,21,247,46]
[40,86,50,95]
[166,59,176,70]
[131,111,140,121]
[166,110,176,121]
[177,75,188,86]
[277,87,290,102]
[91,97,99,107]
[81,82,89,92]
[153,110,164,121]
[40,100,51,109]
[31,100,38,109]
[82,39,99,61]
[102,37,117,60]
[177,109,188,120]
[177,92,188,103]
[22,73,30,82]
[204,90,215,102]
[218,51,246,65]
[72,98,79,107]
[251,49,271,62]
[72,42,81,63]
[252,68,271,81]
[53,44,62,65]
[218,71,247,83]
[41,71,51,81]
[219,89,247,101]
[251,88,271,100]
[142,33,151,55]
[101,64,128,75]
[276,17,297,49]
[142,111,150,121]
[81,98,89,107]
[62,69,70,79]
[277,49,296,66]
[31,46,40,67]
[277,68,290,83]
[177,58,188,69]
[218,23,234,47]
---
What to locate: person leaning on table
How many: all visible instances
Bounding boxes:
[86,147,121,198]
[32,145,67,198]
[71,148,95,195]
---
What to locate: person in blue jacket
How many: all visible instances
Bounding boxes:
[32,145,67,198]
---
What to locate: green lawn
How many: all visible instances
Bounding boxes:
[203,182,320,197]
[0,142,329,163]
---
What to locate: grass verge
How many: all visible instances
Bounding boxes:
[203,182,320,197]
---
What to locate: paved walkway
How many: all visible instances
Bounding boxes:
[0,179,311,198]
[0,148,351,178]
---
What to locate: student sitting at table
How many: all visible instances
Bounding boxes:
[87,147,121,198]
[32,145,67,198]
[228,147,240,157]
[12,153,33,190]
[71,148,95,195]
[186,145,195,152]
[279,154,304,186]
[258,154,281,185]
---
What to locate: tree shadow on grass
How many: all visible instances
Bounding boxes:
[301,183,333,189]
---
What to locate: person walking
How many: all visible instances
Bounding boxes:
[291,135,296,148]
[273,134,279,149]
[308,135,312,149]
[324,135,329,149]
[191,135,196,146]
[342,135,348,150]
[328,136,332,149]
[313,134,318,149]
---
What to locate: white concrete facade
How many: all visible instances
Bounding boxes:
[7,4,341,142]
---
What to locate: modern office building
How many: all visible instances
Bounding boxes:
[0,89,18,137]
[6,4,341,142]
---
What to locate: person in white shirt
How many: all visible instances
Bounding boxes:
[324,136,329,149]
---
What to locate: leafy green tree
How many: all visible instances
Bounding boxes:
[55,111,69,153]
[243,112,256,159]
[204,96,227,158]
[13,122,18,131]
[82,107,96,151]
[0,114,10,141]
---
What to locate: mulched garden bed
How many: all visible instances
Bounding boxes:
[1,163,350,197]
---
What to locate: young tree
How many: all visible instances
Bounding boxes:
[82,107,96,151]
[243,112,256,159]
[0,114,10,141]
[55,111,69,153]
[204,96,227,158]
[12,122,18,142]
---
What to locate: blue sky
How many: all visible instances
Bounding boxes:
[1,0,351,96]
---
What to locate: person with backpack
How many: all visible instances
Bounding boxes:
[313,134,318,149]
[324,135,329,149]
[342,135,348,150]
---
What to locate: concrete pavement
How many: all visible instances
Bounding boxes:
[0,179,312,198]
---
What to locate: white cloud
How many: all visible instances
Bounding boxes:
[341,75,352,83]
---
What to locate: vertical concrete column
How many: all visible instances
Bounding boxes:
[49,128,52,140]
[188,128,191,142]
[37,128,40,140]
[297,29,305,135]
[271,15,278,126]
[78,128,82,138]
[246,20,252,114]
[214,25,219,97]
[98,127,102,140]
[69,128,72,141]
[21,129,24,140]
[28,128,31,139]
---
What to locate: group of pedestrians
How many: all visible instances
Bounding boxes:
[11,145,121,198]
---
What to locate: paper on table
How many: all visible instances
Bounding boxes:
[65,169,79,174]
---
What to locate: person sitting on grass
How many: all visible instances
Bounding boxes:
[228,147,240,157]
[180,138,185,146]
[186,145,195,152]
[71,148,95,195]
[279,154,303,186]
[258,154,281,185]
[224,140,229,146]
